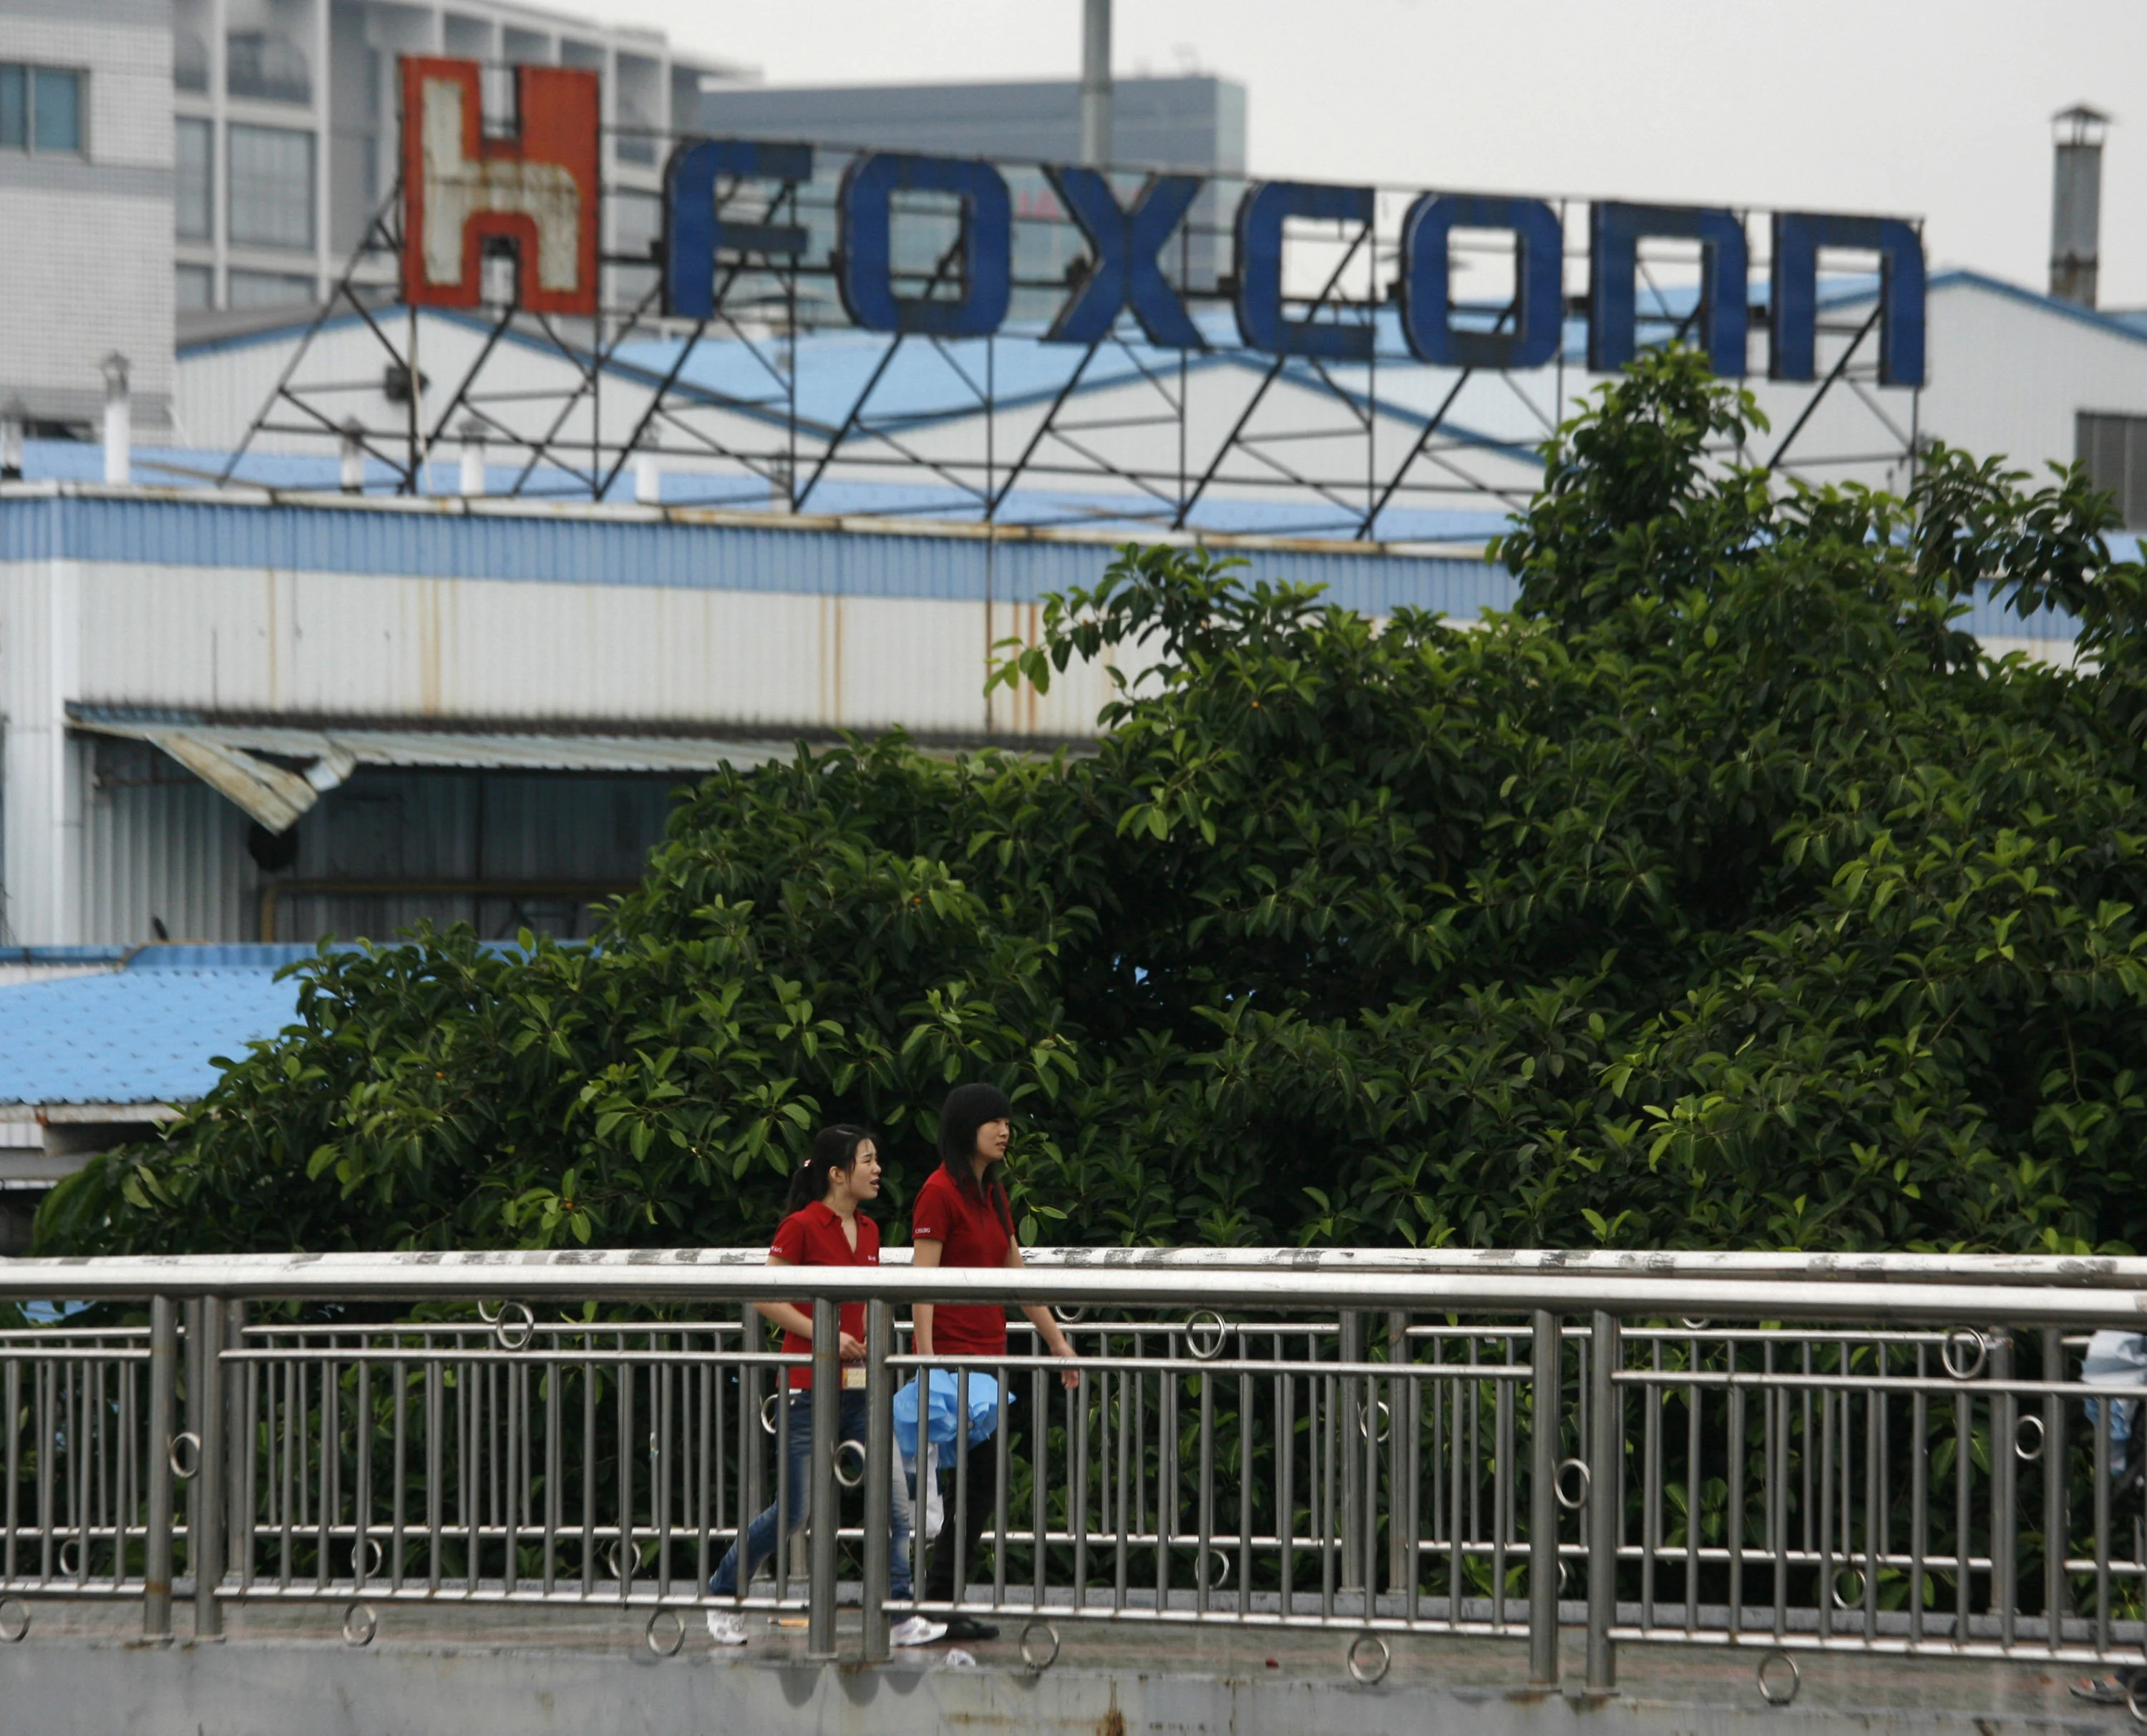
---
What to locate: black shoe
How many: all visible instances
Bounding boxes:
[938,1614,998,1642]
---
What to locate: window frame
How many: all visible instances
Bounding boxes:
[0,62,87,157]
[174,114,213,241]
[225,120,316,253]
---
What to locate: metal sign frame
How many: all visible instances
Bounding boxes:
[219,59,1924,543]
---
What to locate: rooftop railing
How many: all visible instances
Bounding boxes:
[5,1248,2147,1691]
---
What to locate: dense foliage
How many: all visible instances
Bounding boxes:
[39,351,2147,1258]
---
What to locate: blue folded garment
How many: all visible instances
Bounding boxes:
[893,1370,1009,1457]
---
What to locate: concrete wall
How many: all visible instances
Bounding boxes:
[0,1630,2098,1736]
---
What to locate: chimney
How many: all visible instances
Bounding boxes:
[2051,104,2111,308]
[339,420,365,494]
[1,399,23,481]
[100,352,130,485]
[1080,0,1111,167]
[458,419,487,497]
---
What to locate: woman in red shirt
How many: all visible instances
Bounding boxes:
[706,1124,945,1649]
[910,1083,1081,1642]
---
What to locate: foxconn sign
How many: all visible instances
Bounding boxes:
[400,57,1926,386]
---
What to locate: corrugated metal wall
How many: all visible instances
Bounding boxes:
[82,737,258,944]
[80,740,685,945]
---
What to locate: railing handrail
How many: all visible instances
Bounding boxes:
[16,1243,2147,1282]
[8,1247,2147,1325]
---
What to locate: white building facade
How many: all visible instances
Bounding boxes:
[171,0,745,314]
[0,0,174,434]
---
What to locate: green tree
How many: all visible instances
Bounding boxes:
[39,350,2147,1258]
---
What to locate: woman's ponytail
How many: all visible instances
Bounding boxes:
[786,1123,876,1213]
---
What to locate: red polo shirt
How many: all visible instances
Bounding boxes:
[910,1167,1012,1358]
[769,1200,879,1390]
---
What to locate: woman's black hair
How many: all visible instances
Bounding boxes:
[787,1123,877,1214]
[935,1083,1016,1232]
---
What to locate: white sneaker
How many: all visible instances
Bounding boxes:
[706,1609,748,1646]
[889,1616,948,1648]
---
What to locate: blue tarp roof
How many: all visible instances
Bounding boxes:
[0,947,313,1106]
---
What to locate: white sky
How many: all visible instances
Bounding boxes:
[590,0,2147,307]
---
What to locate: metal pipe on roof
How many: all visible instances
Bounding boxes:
[101,353,130,487]
[2051,104,2111,308]
[1079,0,1111,167]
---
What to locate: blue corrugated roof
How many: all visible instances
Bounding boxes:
[0,966,303,1106]
[0,491,1515,613]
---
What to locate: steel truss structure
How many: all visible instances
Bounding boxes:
[220,123,1923,544]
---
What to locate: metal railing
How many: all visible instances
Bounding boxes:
[6,1248,2147,1687]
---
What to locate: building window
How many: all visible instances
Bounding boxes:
[225,31,309,104]
[174,29,209,92]
[228,124,314,250]
[175,263,214,310]
[228,268,316,308]
[0,64,85,155]
[175,117,212,240]
[2077,412,2147,530]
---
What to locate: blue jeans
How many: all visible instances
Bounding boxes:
[709,1390,914,1600]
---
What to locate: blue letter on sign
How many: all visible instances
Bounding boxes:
[662,139,814,321]
[1043,167,1204,349]
[1399,193,1564,369]
[1769,213,1924,388]
[838,152,1011,337]
[1588,201,1749,377]
[1233,181,1375,361]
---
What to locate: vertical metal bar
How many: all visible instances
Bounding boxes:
[1340,1312,1363,1591]
[1277,1347,1295,1620]
[619,1335,638,1600]
[391,1349,407,1594]
[1116,1360,1132,1612]
[735,1305,756,1609]
[1001,1349,1017,1611]
[1388,1312,1409,1596]
[1685,1330,1701,1636]
[1955,1384,1972,1642]
[1641,1337,1660,1631]
[1819,1383,1836,1641]
[193,1297,226,1638]
[143,1294,177,1641]
[316,1335,336,1593]
[1529,1311,1559,1686]
[1197,1345,1214,1615]
[426,1348,443,1593]
[582,1332,598,1600]
[3,1354,17,1586]
[1496,1343,1516,1632]
[2095,1366,2112,1652]
[2043,1328,2068,1651]
[1240,1356,1256,1617]
[1768,1350,1786,1641]
[1863,1341,1881,1642]
[544,1350,561,1596]
[1728,1365,1746,1647]
[1992,1332,2017,1646]
[1585,1310,1618,1692]
[862,1299,893,1664]
[1910,1345,1928,1647]
[354,1340,373,1596]
[807,1297,839,1659]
